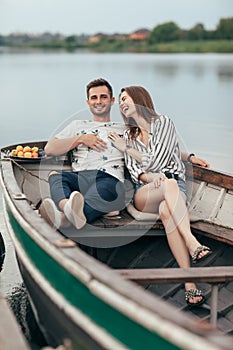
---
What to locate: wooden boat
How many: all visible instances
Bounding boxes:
[1,140,233,350]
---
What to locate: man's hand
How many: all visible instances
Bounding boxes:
[80,133,107,152]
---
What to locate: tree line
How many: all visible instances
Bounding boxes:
[148,18,233,43]
[0,17,232,52]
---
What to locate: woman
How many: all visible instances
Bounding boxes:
[108,85,212,307]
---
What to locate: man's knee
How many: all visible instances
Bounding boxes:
[48,170,60,178]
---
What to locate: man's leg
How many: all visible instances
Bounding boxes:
[49,171,81,207]
[82,171,125,223]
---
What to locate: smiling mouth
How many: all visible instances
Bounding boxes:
[121,106,128,113]
[95,105,105,111]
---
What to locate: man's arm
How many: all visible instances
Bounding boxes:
[181,152,210,168]
[45,134,107,156]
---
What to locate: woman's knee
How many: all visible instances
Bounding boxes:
[164,178,179,192]
[167,178,178,187]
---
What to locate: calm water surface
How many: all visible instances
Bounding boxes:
[0,50,233,347]
[0,49,233,173]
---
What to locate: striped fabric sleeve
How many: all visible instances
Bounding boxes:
[141,115,177,173]
[124,151,143,184]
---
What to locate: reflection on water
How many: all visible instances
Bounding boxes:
[218,66,233,80]
[6,283,47,349]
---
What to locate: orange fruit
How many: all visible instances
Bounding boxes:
[24,152,32,158]
[17,151,24,157]
[31,152,38,158]
[16,145,23,152]
[23,146,31,153]
[31,147,39,153]
[11,149,18,156]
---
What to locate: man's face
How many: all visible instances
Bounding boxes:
[87,85,115,118]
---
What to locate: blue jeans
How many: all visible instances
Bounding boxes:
[49,170,125,224]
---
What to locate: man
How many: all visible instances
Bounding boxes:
[40,78,209,230]
[39,78,126,230]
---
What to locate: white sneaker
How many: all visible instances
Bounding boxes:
[39,198,62,229]
[64,191,86,230]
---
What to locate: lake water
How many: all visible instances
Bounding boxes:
[0,49,233,173]
[0,49,233,347]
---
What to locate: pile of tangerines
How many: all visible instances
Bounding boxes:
[11,145,40,158]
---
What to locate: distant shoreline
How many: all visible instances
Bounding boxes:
[1,40,233,53]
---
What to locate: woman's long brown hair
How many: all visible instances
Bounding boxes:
[119,86,159,140]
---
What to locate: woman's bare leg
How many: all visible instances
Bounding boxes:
[134,180,209,259]
[159,201,202,303]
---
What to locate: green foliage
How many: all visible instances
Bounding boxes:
[148,22,180,43]
[65,35,77,44]
[215,17,233,40]
[146,40,233,53]
[187,23,207,41]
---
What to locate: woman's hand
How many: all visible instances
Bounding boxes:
[152,173,166,188]
[107,132,126,152]
[190,155,210,168]
[140,172,166,188]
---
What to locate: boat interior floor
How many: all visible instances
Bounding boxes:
[80,234,233,336]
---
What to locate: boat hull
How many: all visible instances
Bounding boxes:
[4,200,184,350]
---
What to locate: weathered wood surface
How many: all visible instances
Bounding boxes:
[0,294,30,350]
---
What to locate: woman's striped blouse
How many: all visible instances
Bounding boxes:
[124,115,186,184]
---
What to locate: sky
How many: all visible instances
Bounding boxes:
[0,0,233,36]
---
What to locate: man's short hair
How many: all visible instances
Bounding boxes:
[86,78,113,99]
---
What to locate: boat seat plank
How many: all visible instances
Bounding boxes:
[117,266,233,285]
[191,221,233,245]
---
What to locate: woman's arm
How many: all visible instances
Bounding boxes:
[181,152,210,167]
[141,116,177,172]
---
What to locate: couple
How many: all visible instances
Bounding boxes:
[40,78,211,306]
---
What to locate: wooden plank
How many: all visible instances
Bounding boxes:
[208,188,227,220]
[117,266,233,285]
[0,294,30,349]
[216,191,233,228]
[186,164,233,191]
[188,181,207,211]
[191,221,233,245]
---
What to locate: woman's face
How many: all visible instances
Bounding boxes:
[119,91,137,119]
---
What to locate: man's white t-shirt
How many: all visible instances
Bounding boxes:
[55,120,125,182]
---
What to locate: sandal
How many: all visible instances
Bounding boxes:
[185,289,205,308]
[192,245,212,264]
